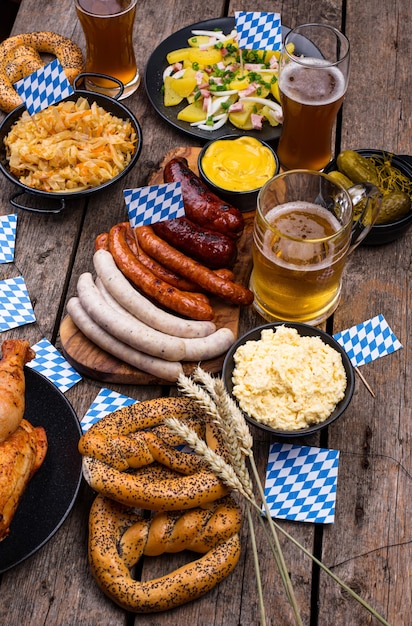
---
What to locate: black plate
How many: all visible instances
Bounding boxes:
[144,17,323,143]
[0,368,82,574]
[0,88,143,212]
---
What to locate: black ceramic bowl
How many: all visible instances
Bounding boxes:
[0,87,143,213]
[222,322,355,438]
[198,135,280,213]
[325,149,412,245]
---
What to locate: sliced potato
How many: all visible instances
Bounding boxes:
[177,101,206,123]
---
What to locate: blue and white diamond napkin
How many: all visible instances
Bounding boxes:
[81,388,138,433]
[264,443,340,524]
[235,11,282,51]
[0,214,17,264]
[333,314,402,367]
[26,338,82,392]
[14,58,74,115]
[0,276,36,331]
[125,182,185,228]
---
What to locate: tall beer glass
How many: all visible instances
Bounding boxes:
[75,0,139,99]
[277,24,350,171]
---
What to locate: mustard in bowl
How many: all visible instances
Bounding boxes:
[198,135,279,213]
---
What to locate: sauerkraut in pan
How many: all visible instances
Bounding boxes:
[3,97,137,192]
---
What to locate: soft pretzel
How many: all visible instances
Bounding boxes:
[79,397,230,510]
[0,31,84,112]
[88,493,242,612]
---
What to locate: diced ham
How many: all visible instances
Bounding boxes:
[239,83,258,98]
[244,63,265,71]
[228,102,243,113]
[269,56,279,70]
[251,113,263,130]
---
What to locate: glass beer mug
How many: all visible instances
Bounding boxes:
[277,24,350,171]
[250,170,381,325]
[75,0,140,99]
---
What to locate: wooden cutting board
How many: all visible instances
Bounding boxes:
[59,147,255,384]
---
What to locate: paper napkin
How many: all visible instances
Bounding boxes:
[14,58,74,115]
[264,443,340,524]
[333,314,402,367]
[81,388,138,433]
[235,11,282,51]
[0,214,17,264]
[26,338,82,392]
[125,183,185,228]
[0,276,36,331]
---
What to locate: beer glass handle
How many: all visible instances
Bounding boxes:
[347,183,382,251]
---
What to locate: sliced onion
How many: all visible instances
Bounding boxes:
[239,96,282,114]
[191,29,228,42]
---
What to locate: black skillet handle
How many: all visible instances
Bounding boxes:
[9,190,66,214]
[73,73,125,100]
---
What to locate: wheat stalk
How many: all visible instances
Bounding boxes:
[172,370,391,626]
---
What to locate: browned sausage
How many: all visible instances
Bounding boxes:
[135,226,254,307]
[123,223,201,292]
[95,232,110,251]
[163,157,244,239]
[108,223,214,321]
[152,217,237,269]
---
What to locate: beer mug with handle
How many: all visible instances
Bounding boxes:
[250,170,381,325]
[277,24,350,171]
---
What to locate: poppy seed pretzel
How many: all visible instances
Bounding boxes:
[0,31,84,112]
[88,493,242,613]
[79,396,230,510]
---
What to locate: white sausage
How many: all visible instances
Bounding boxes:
[93,249,216,339]
[181,328,235,361]
[66,297,183,382]
[76,272,186,362]
[96,276,235,362]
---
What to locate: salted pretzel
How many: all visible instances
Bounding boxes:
[0,32,84,112]
[88,493,242,613]
[79,397,230,510]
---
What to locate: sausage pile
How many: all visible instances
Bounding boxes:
[67,159,254,381]
[79,397,242,613]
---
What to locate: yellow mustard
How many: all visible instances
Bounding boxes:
[201,136,277,192]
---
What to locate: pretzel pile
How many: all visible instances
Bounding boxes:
[0,31,84,112]
[79,396,242,613]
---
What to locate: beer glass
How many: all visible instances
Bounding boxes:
[277,24,350,171]
[250,170,381,325]
[75,0,140,99]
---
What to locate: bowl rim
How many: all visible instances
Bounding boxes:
[0,88,143,202]
[197,134,280,196]
[222,321,355,437]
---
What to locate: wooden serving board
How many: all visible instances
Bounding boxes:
[59,147,255,384]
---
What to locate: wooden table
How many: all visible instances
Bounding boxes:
[0,1,410,624]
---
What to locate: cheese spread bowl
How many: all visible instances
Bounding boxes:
[0,85,142,213]
[198,135,280,213]
[222,322,355,437]
[325,149,412,245]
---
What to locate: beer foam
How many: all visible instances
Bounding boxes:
[264,201,343,267]
[279,59,346,106]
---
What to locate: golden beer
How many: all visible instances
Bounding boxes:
[251,170,381,325]
[277,61,346,171]
[251,201,348,324]
[75,0,139,98]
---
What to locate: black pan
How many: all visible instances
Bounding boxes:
[0,76,142,213]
